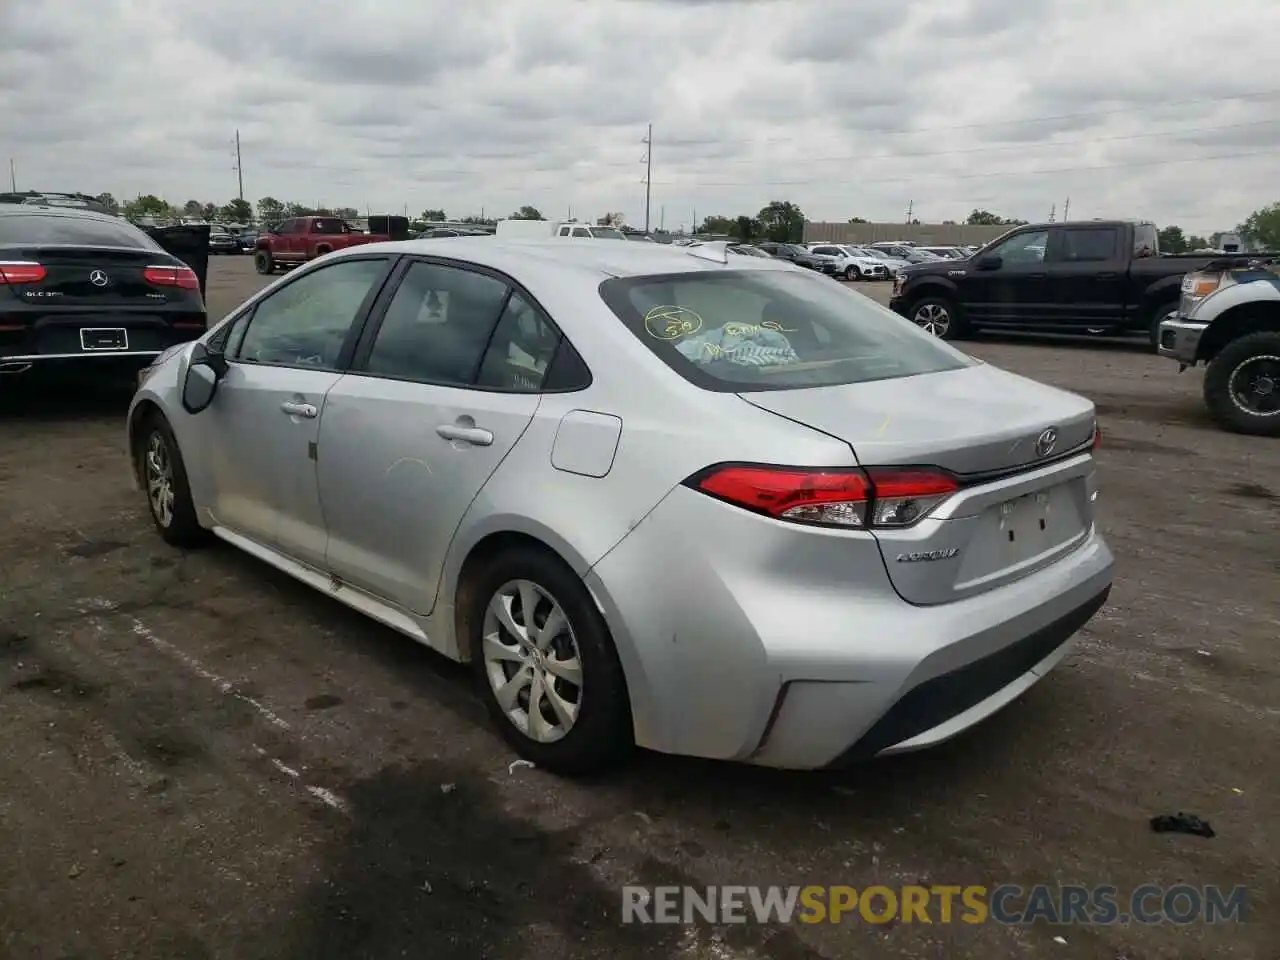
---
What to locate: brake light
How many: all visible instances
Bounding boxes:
[1092,423,1101,450]
[0,261,47,284]
[687,464,959,528]
[143,265,200,289]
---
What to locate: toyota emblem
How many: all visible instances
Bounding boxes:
[1034,427,1059,458]
[89,270,109,287]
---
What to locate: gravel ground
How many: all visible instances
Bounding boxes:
[0,255,1276,959]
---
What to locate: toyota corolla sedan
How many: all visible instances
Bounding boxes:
[126,238,1112,774]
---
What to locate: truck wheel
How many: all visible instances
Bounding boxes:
[254,250,274,275]
[908,295,967,340]
[314,245,331,257]
[1147,302,1179,351]
[844,265,862,281]
[1202,331,1280,436]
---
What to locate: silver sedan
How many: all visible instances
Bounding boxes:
[126,238,1113,773]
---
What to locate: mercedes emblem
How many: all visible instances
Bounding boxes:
[1034,427,1059,458]
[89,269,109,287]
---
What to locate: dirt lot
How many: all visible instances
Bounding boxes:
[1,255,1276,959]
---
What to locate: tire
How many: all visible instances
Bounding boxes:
[907,294,967,340]
[135,414,208,546]
[1147,301,1179,351]
[254,250,274,275]
[464,545,633,774]
[314,245,331,257]
[844,265,862,281]
[1202,331,1280,436]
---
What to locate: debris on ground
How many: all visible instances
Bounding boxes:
[1150,812,1215,838]
[508,759,536,774]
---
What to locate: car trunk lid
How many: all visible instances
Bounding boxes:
[739,363,1099,605]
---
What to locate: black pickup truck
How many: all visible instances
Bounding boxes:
[889,219,1227,347]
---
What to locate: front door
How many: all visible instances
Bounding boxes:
[317,260,558,613]
[203,255,395,567]
[961,228,1052,326]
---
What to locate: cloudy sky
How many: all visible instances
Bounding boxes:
[1,0,1276,233]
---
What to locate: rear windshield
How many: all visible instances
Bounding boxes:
[598,269,971,392]
[0,213,160,248]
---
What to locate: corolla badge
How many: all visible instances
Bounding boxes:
[896,548,959,562]
[1034,427,1058,458]
[89,269,109,287]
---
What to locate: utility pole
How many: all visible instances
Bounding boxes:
[1048,203,1056,223]
[1062,197,1070,221]
[234,130,244,201]
[692,208,697,234]
[905,199,913,224]
[8,158,14,192]
[660,205,665,232]
[642,123,653,233]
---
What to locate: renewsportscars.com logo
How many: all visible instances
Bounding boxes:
[621,884,1248,926]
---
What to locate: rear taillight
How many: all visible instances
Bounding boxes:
[0,261,47,284]
[1092,423,1101,450]
[687,464,959,529]
[144,265,200,290]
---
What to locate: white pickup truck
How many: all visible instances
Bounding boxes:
[1157,257,1280,435]
[494,219,627,240]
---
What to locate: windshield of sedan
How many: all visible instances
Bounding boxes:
[598,269,971,392]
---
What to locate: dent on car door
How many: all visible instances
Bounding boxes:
[316,259,552,613]
[199,256,394,566]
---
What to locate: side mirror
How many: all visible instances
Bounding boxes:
[975,255,1003,271]
[181,341,227,414]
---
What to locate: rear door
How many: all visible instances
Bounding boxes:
[316,258,548,613]
[1043,225,1126,329]
[197,255,396,565]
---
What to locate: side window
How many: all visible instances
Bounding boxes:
[1133,223,1159,258]
[558,226,572,236]
[475,293,563,391]
[234,258,388,369]
[813,246,837,256]
[990,230,1049,265]
[1056,228,1118,262]
[207,311,249,353]
[572,227,591,238]
[363,261,509,385]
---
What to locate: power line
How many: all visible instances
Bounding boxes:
[654,148,1277,188]
[661,88,1280,147]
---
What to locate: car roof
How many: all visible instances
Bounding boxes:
[0,204,123,224]
[327,236,799,280]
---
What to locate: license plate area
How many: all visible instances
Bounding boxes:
[997,489,1059,557]
[954,481,1088,588]
[80,327,128,351]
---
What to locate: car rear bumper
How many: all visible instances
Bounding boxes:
[1156,316,1208,363]
[586,484,1115,769]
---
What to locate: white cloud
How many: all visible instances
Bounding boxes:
[1,0,1276,233]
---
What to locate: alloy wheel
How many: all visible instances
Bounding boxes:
[1228,354,1280,417]
[482,579,583,743]
[144,432,175,528]
[912,302,951,337]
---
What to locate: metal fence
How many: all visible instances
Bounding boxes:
[803,221,1013,246]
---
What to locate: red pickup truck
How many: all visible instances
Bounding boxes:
[254,216,386,274]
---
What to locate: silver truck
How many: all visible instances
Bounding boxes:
[1157,256,1280,435]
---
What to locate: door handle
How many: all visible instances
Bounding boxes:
[436,424,493,446]
[280,400,318,419]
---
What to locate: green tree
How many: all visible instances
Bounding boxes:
[733,215,763,241]
[201,202,219,221]
[509,205,544,220]
[95,192,119,216]
[333,206,359,219]
[182,199,203,218]
[757,200,806,243]
[1186,235,1210,250]
[847,217,868,224]
[123,194,173,220]
[420,208,446,222]
[1157,225,1187,254]
[221,198,253,222]
[459,215,496,225]
[257,196,284,223]
[1239,202,1280,250]
[697,215,735,235]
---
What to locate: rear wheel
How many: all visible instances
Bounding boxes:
[254,250,274,274]
[136,414,208,546]
[908,295,966,340]
[844,265,862,281]
[464,545,633,774]
[1203,331,1280,436]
